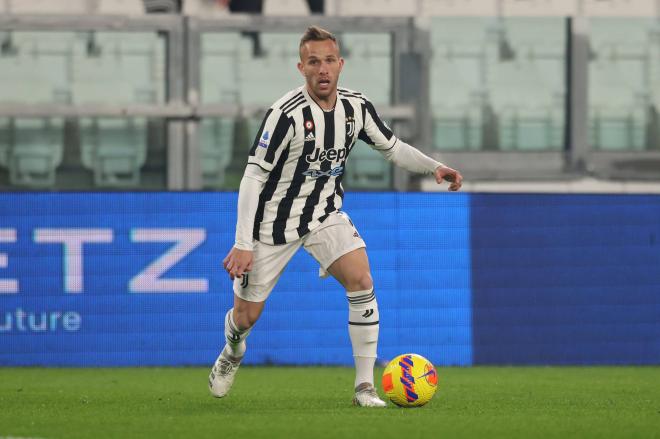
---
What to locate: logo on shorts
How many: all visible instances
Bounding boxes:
[240,274,249,288]
[353,231,360,238]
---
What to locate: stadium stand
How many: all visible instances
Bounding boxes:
[0,0,659,190]
[200,117,234,188]
[430,17,490,151]
[588,17,656,151]
[487,17,566,151]
[71,31,164,186]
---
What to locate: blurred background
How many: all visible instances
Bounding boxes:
[0,1,659,368]
[1,0,659,193]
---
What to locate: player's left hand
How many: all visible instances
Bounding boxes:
[434,165,463,191]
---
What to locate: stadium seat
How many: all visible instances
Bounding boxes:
[247,117,264,143]
[0,32,74,104]
[433,105,483,150]
[238,33,301,105]
[200,33,241,104]
[8,118,64,187]
[498,106,564,150]
[589,107,646,151]
[79,118,147,187]
[0,118,10,168]
[588,18,653,151]
[201,118,235,188]
[71,32,165,104]
[340,34,391,105]
[345,141,392,190]
[430,18,492,151]
[486,18,566,151]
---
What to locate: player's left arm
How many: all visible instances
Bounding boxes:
[359,99,463,191]
[385,140,463,191]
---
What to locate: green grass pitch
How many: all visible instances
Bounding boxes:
[1,366,658,439]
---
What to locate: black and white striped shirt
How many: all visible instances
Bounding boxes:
[248,86,397,245]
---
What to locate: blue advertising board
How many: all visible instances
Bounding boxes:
[0,192,472,367]
[470,194,660,365]
[1,192,659,366]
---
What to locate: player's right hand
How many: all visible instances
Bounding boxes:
[223,247,254,281]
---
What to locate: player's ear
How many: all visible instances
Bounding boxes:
[338,57,344,72]
[297,61,304,76]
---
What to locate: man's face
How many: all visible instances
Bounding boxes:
[298,39,344,100]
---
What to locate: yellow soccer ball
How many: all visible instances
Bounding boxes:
[381,353,438,407]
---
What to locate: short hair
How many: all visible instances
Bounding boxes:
[299,25,339,56]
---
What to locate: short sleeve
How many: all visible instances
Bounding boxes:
[248,108,294,172]
[358,98,397,151]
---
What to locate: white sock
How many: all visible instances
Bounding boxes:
[346,288,379,388]
[222,308,251,359]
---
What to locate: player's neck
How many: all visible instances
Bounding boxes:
[306,86,337,112]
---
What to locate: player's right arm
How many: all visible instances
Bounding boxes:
[223,168,263,280]
[223,107,294,280]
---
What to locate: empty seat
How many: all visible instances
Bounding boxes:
[201,33,241,104]
[430,18,493,151]
[485,18,566,150]
[201,118,235,188]
[588,18,654,151]
[433,105,483,150]
[236,33,301,105]
[0,118,10,168]
[9,118,64,187]
[0,32,75,104]
[79,117,147,187]
[71,32,165,104]
[589,107,646,151]
[498,106,564,150]
[345,140,392,189]
[340,34,391,105]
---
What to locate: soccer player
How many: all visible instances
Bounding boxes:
[209,25,463,407]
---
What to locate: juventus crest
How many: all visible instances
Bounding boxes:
[345,116,355,137]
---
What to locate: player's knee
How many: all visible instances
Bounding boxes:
[346,271,373,292]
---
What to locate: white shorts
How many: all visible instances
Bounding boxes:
[233,211,366,302]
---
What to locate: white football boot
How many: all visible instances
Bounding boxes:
[208,350,243,398]
[352,382,387,407]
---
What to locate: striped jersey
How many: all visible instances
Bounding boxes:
[248,86,397,245]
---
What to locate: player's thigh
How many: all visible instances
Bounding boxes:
[326,247,373,291]
[233,239,302,303]
[303,211,370,288]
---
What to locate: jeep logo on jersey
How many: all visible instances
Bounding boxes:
[305,147,347,164]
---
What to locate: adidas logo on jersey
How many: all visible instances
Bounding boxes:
[305,132,316,141]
